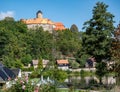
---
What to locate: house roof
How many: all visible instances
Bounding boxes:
[57,60,69,64]
[0,66,16,81]
[32,60,39,65]
[11,68,20,77]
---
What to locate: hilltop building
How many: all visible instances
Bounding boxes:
[21,10,65,33]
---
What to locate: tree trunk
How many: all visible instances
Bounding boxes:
[99,77,102,85]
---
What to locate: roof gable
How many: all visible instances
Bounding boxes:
[32,60,39,65]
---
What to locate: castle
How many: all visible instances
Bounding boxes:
[21,10,65,33]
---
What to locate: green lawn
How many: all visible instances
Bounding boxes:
[58,88,88,92]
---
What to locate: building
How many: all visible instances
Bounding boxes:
[11,68,21,78]
[42,59,49,68]
[32,59,49,69]
[85,56,96,68]
[32,60,39,69]
[21,10,66,33]
[56,59,69,70]
[0,63,16,87]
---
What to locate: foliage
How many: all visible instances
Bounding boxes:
[42,69,67,83]
[22,67,34,71]
[111,24,120,82]
[30,71,40,78]
[29,27,53,59]
[21,54,32,66]
[81,2,115,84]
[14,59,24,68]
[54,69,68,83]
[76,53,90,68]
[0,18,28,67]
[69,60,80,69]
[82,2,114,62]
[70,24,79,32]
[0,17,82,68]
[95,62,108,84]
[56,29,82,57]
[8,77,35,92]
[37,57,43,70]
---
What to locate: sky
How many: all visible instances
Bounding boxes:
[0,0,120,31]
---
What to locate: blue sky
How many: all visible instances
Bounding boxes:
[0,0,120,31]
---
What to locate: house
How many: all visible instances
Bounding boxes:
[32,59,49,69]
[85,56,96,68]
[32,60,39,69]
[56,60,69,70]
[0,63,16,87]
[42,59,49,68]
[11,68,21,78]
[21,10,66,33]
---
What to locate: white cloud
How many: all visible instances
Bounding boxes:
[0,11,15,20]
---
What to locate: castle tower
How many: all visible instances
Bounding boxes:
[36,10,43,18]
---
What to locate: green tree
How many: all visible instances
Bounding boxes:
[82,2,115,83]
[54,69,68,83]
[30,27,53,59]
[21,54,32,66]
[111,23,120,84]
[38,57,43,70]
[0,18,28,67]
[70,24,79,32]
[69,60,80,69]
[95,62,108,84]
[56,29,82,57]
[82,2,114,62]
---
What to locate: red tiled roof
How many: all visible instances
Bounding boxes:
[57,60,69,64]
[54,22,66,31]
[21,18,54,25]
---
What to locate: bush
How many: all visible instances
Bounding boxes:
[7,77,36,92]
[22,67,34,71]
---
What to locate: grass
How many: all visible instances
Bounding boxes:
[58,88,89,92]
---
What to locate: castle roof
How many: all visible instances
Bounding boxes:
[21,11,66,31]
[54,22,66,30]
[22,18,54,25]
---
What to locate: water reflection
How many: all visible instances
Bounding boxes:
[64,75,116,89]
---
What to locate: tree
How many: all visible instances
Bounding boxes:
[0,18,28,67]
[29,27,53,59]
[95,62,108,84]
[56,29,82,57]
[111,23,120,83]
[70,24,79,32]
[82,2,114,62]
[21,54,32,66]
[82,2,115,83]
[37,57,43,70]
[111,24,120,61]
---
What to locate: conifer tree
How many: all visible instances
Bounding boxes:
[82,2,114,62]
[82,2,115,84]
[70,24,79,32]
